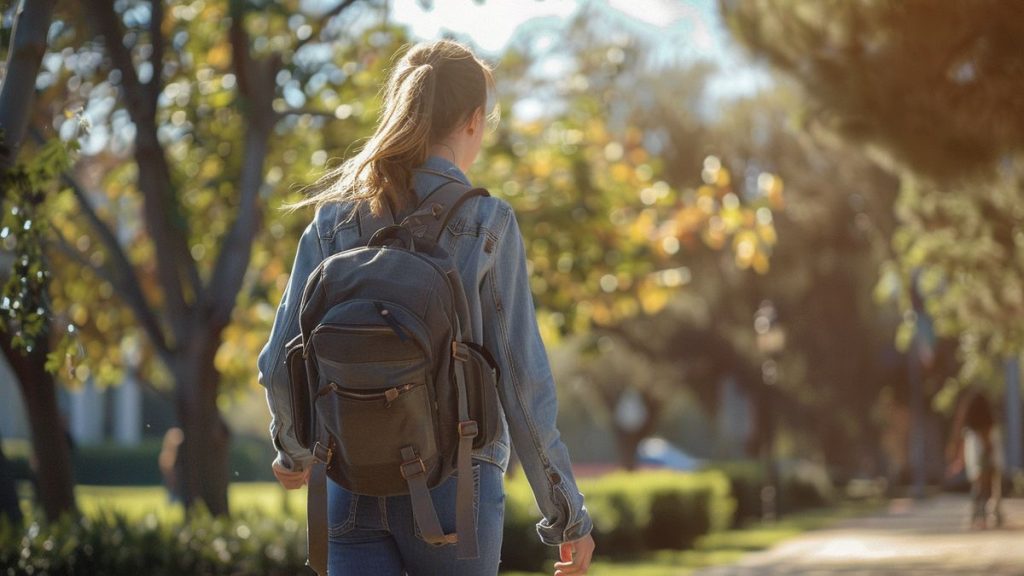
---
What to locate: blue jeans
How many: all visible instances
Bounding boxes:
[327,459,505,575]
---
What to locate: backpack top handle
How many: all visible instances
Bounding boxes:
[399,179,490,243]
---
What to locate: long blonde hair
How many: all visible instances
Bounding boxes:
[289,40,495,217]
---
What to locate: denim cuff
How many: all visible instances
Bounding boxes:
[270,421,315,472]
[536,505,593,546]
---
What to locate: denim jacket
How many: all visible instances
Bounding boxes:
[257,155,593,545]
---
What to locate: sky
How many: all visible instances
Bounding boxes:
[388,0,771,101]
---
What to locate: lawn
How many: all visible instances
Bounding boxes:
[18,482,308,524]
[16,482,875,576]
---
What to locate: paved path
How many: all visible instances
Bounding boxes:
[696,496,1024,575]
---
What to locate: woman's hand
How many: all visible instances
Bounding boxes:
[272,460,311,489]
[553,533,595,575]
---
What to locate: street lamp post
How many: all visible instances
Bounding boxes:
[754,300,785,522]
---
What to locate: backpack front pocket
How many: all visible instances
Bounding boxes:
[312,322,440,495]
[325,378,438,495]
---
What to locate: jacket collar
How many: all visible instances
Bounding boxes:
[413,155,471,202]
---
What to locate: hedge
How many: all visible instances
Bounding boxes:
[6,469,738,574]
[708,460,834,527]
[500,469,735,572]
[0,508,309,576]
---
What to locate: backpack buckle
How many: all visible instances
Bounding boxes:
[400,457,427,479]
[452,341,469,362]
[312,440,333,464]
[458,420,478,439]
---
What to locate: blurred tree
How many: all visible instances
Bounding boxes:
[33,0,392,515]
[722,0,1024,483]
[472,12,786,468]
[1,0,57,176]
[722,0,1024,393]
[0,0,78,522]
[475,8,908,475]
[706,90,904,477]
[721,0,1024,179]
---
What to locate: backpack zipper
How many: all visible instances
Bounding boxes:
[327,381,423,408]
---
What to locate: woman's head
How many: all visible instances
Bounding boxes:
[964,390,994,433]
[292,39,494,216]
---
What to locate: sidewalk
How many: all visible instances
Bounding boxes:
[695,496,1024,575]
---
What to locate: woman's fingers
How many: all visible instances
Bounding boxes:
[271,460,309,489]
[554,535,594,575]
[554,563,586,575]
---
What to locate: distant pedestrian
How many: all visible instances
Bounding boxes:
[159,427,184,503]
[950,390,1003,529]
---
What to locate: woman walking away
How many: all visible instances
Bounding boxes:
[257,39,594,575]
[950,389,1004,529]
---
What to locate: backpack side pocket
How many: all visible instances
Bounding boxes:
[285,334,312,450]
[463,343,502,450]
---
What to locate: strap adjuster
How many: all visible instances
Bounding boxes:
[400,457,427,479]
[452,341,469,362]
[458,420,479,438]
[312,441,333,464]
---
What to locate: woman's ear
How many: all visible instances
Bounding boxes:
[466,106,484,136]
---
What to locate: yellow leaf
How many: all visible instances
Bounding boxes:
[207,44,231,69]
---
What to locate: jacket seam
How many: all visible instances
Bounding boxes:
[490,205,553,473]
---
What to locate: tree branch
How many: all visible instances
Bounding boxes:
[149,0,165,97]
[84,0,198,341]
[202,1,277,333]
[0,0,58,178]
[276,107,337,120]
[203,128,268,333]
[83,0,151,119]
[294,0,360,51]
[57,173,171,359]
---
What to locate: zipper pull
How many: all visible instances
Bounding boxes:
[374,302,409,341]
[384,387,400,407]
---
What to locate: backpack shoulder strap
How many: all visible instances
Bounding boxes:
[355,197,397,245]
[400,179,490,241]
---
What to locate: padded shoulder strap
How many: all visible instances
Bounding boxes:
[355,198,397,245]
[400,179,490,242]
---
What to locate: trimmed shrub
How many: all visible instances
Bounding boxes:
[500,475,556,572]
[500,469,735,571]
[0,507,309,576]
[708,460,834,526]
[584,471,733,554]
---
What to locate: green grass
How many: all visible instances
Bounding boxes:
[503,501,882,576]
[18,482,309,524]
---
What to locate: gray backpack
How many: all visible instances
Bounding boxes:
[285,173,502,564]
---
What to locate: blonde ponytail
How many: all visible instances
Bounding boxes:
[288,40,494,217]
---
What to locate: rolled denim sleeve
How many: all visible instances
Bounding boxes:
[481,201,593,545]
[256,219,323,473]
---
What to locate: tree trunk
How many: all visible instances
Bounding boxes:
[0,429,24,527]
[174,335,231,516]
[0,0,58,179]
[0,331,77,521]
[613,426,646,471]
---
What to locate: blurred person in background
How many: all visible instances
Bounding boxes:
[948,390,1004,529]
[159,427,184,504]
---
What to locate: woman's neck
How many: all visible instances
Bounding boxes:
[428,143,459,165]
